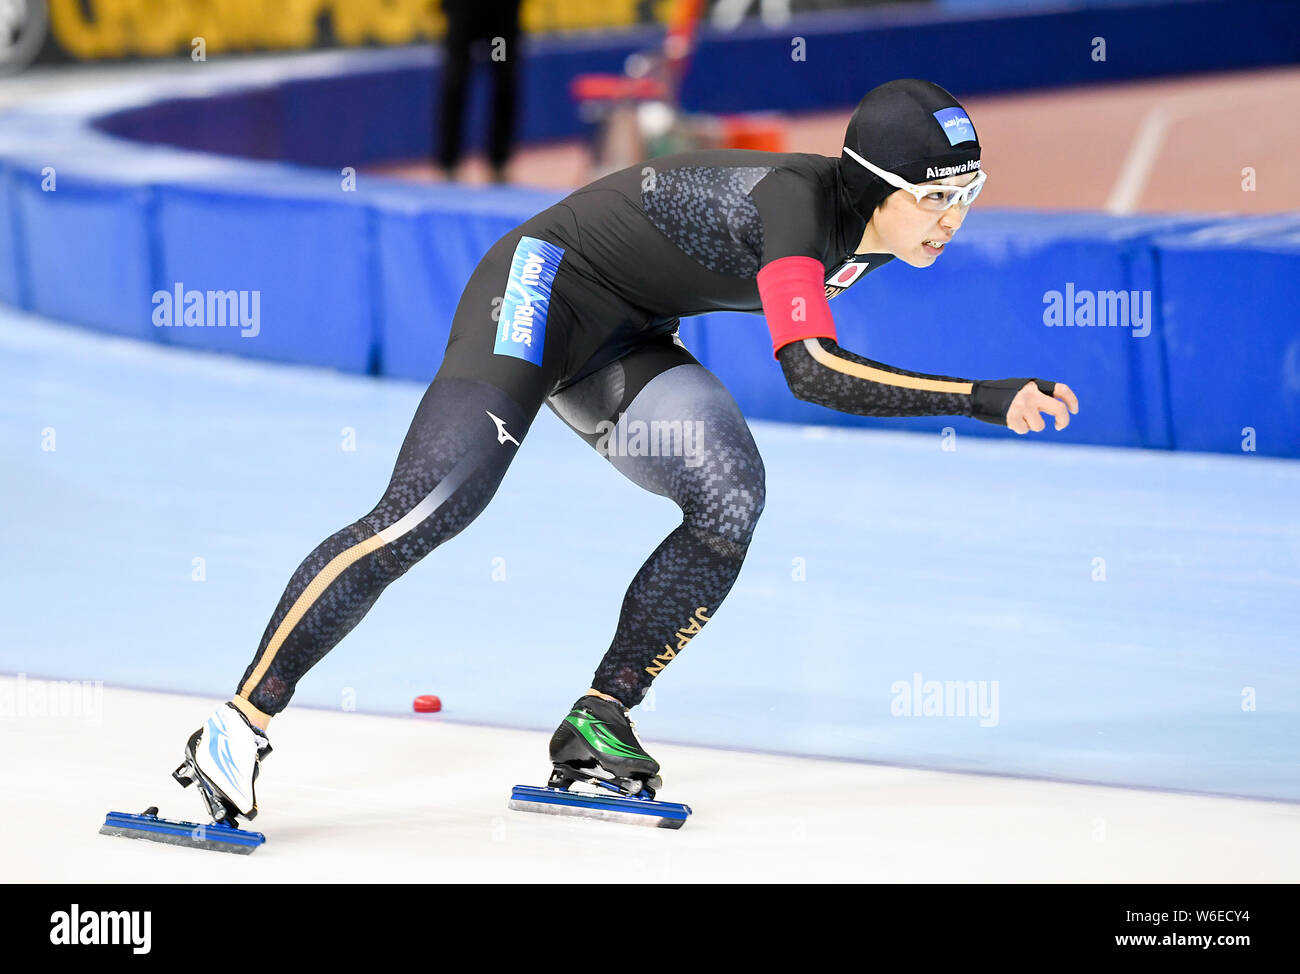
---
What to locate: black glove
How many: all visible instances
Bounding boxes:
[970,377,1057,426]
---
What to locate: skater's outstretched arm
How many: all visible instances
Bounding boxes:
[757,255,1078,433]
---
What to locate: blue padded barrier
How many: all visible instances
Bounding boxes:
[13,168,155,341]
[0,163,27,308]
[151,179,376,372]
[1152,216,1300,459]
[370,183,562,382]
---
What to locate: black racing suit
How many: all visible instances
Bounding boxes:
[235,150,1030,716]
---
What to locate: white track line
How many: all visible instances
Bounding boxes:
[1106,104,1173,214]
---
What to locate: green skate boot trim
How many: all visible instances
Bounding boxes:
[564,710,652,761]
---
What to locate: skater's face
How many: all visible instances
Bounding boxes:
[864,172,979,268]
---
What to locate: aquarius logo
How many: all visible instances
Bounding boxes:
[932,107,976,146]
[495,236,565,367]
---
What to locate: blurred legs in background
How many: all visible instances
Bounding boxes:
[710,0,790,30]
[437,0,523,182]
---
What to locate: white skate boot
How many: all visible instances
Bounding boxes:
[173,702,272,827]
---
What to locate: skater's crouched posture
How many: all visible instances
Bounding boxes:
[178,79,1078,827]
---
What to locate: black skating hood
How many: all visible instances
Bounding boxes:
[839,79,982,221]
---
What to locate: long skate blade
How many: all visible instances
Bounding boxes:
[99,810,266,854]
[508,785,691,830]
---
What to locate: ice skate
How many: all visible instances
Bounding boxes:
[509,694,691,828]
[547,694,663,797]
[99,702,271,854]
[173,701,273,826]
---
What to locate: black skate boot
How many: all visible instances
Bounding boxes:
[547,694,662,799]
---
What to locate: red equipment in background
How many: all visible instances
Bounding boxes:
[571,0,786,175]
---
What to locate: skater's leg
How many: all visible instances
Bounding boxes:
[547,336,766,709]
[234,375,537,724]
[233,243,565,725]
[179,229,577,823]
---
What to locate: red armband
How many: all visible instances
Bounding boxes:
[756,256,836,359]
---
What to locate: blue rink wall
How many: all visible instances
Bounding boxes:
[2,0,1299,458]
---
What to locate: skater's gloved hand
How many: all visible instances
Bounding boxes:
[971,378,1078,434]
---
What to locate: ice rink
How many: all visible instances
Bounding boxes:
[5,679,1298,882]
[2,307,1297,882]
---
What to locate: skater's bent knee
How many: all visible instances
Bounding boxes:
[350,515,413,577]
[679,452,765,547]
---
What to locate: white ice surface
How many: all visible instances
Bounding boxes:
[2,680,1295,883]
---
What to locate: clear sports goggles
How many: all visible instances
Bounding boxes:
[843,145,987,211]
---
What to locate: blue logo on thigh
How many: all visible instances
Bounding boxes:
[495,236,565,367]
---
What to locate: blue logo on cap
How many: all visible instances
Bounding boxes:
[495,236,565,367]
[933,107,975,146]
